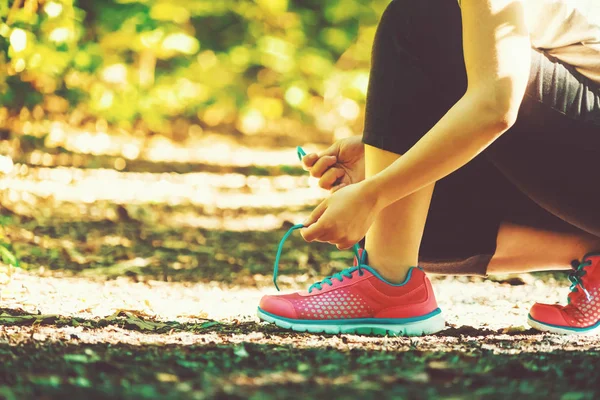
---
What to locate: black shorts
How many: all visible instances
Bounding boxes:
[362,0,600,275]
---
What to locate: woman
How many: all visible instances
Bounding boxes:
[258,0,600,336]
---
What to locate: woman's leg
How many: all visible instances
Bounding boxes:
[481,51,600,278]
[364,145,434,283]
[488,222,600,274]
[361,0,482,279]
[485,50,600,239]
[361,0,600,280]
[365,152,600,279]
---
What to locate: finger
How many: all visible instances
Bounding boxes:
[303,200,328,228]
[301,205,329,242]
[310,156,337,179]
[336,241,354,251]
[302,153,319,170]
[331,183,347,193]
[302,221,329,242]
[318,168,345,190]
[310,223,339,244]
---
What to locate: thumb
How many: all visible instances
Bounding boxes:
[301,207,329,242]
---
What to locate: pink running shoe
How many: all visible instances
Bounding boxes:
[528,253,600,335]
[258,248,445,336]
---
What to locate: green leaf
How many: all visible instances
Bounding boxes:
[0,244,18,268]
[0,386,17,400]
[63,354,91,363]
[199,321,220,329]
[233,344,249,358]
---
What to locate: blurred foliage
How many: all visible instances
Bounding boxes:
[0,213,19,287]
[0,0,389,136]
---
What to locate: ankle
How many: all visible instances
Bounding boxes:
[363,243,419,284]
[579,238,600,257]
[375,268,411,284]
[365,256,414,284]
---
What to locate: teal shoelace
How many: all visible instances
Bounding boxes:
[272,146,361,291]
[568,258,593,301]
[307,266,364,294]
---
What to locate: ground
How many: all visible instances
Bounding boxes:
[1,132,599,399]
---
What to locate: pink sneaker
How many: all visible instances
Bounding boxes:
[528,253,600,335]
[258,249,445,336]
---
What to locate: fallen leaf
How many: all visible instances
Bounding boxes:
[234,344,249,358]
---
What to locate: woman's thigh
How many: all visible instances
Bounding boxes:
[486,52,600,237]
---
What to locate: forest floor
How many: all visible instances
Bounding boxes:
[0,130,599,399]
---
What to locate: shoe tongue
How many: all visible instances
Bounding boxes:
[568,259,596,305]
[567,289,583,304]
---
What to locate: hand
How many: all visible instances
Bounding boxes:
[301,182,380,250]
[302,136,365,192]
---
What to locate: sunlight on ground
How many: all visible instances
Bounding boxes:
[1,173,323,209]
[1,270,263,322]
[0,269,568,332]
[18,126,328,168]
[0,162,329,230]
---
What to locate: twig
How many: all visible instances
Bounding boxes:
[6,0,24,26]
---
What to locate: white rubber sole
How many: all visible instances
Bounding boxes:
[258,308,446,337]
[528,316,600,336]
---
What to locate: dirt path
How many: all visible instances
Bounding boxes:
[1,138,599,399]
[1,270,599,399]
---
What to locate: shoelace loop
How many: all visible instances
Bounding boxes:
[568,259,593,301]
[272,146,361,291]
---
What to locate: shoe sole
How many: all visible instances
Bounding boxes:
[257,307,446,337]
[528,315,600,335]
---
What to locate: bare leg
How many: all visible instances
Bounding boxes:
[363,144,600,279]
[364,144,433,283]
[487,222,600,274]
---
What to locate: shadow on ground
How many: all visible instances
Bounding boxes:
[0,307,536,338]
[1,335,598,400]
[3,210,353,285]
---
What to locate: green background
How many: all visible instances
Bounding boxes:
[0,0,389,136]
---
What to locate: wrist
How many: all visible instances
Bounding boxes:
[360,176,389,213]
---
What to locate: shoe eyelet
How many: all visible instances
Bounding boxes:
[359,272,364,277]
